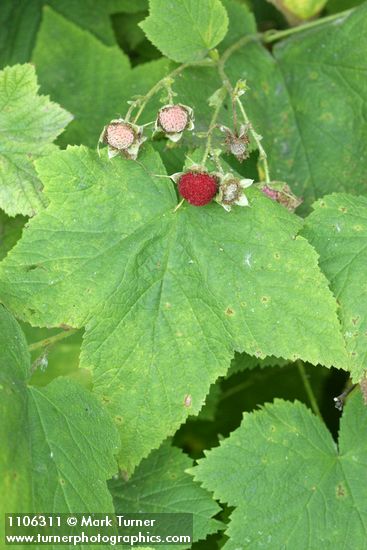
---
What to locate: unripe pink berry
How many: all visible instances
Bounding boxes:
[158,105,189,134]
[105,122,135,150]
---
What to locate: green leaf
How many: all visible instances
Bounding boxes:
[0,64,72,217]
[0,306,119,518]
[0,0,134,69]
[46,0,123,46]
[140,0,229,63]
[0,145,348,471]
[302,193,367,381]
[327,0,363,13]
[110,441,223,546]
[0,306,32,517]
[219,0,256,50]
[112,12,147,53]
[229,5,367,210]
[0,210,25,261]
[0,0,42,68]
[228,351,289,375]
[169,4,367,210]
[23,323,85,388]
[32,7,131,148]
[108,0,148,13]
[118,57,171,123]
[191,391,367,549]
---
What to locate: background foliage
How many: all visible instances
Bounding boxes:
[1,0,366,548]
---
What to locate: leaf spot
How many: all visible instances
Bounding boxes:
[225,307,234,316]
[244,252,252,267]
[25,264,40,272]
[184,394,192,407]
[336,483,347,498]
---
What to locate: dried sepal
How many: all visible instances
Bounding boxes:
[215,172,253,212]
[220,124,250,162]
[258,181,303,212]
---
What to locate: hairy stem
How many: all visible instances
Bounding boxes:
[263,9,353,44]
[296,361,322,419]
[28,328,79,352]
[127,9,354,127]
[218,38,272,182]
[218,8,353,66]
[236,97,270,183]
[174,198,185,212]
[219,34,260,71]
[132,59,214,124]
[201,89,226,166]
[334,383,357,411]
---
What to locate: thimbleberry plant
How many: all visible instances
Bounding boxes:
[1,1,367,548]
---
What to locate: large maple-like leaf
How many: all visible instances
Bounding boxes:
[0,145,347,472]
[140,0,229,63]
[222,4,367,210]
[0,306,119,526]
[161,2,367,210]
[0,0,142,69]
[0,210,25,261]
[302,193,367,381]
[0,64,72,217]
[191,391,367,549]
[32,7,131,148]
[110,440,223,547]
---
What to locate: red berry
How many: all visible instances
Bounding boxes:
[178,172,218,206]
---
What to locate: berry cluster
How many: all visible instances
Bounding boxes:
[99,86,300,212]
[100,104,193,160]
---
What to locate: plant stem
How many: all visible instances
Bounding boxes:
[201,90,226,166]
[128,9,354,126]
[218,38,272,182]
[132,59,213,124]
[28,328,79,352]
[218,8,353,64]
[296,361,322,419]
[236,97,270,183]
[219,34,260,71]
[173,198,185,212]
[263,8,353,44]
[333,383,357,411]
